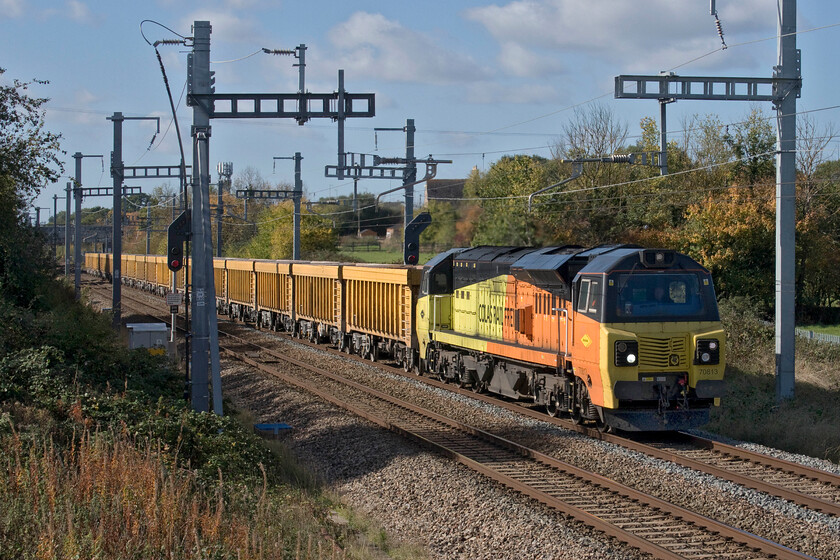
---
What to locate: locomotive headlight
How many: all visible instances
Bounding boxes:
[695,339,720,365]
[615,340,639,367]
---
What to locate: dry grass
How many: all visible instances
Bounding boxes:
[0,424,347,560]
[708,300,840,463]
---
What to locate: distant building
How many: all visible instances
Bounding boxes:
[424,179,466,205]
[359,229,378,238]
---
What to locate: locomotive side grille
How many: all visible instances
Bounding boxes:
[638,336,687,368]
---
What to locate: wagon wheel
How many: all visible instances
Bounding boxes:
[402,350,412,372]
[471,381,487,394]
[368,338,378,362]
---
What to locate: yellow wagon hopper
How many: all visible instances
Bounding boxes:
[123,254,138,287]
[174,257,190,291]
[291,262,343,343]
[253,260,294,331]
[85,252,109,280]
[103,253,112,280]
[141,255,156,290]
[343,264,422,367]
[212,257,227,303]
[151,256,169,295]
[84,253,99,276]
[221,258,256,321]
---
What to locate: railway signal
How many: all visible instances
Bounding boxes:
[167,210,190,272]
[404,212,431,265]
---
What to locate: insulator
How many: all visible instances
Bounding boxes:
[154,39,184,46]
[609,154,632,163]
[378,157,402,165]
[263,48,296,56]
[715,15,727,49]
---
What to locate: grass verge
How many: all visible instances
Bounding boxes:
[708,298,840,463]
[0,282,425,559]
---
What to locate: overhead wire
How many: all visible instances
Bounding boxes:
[132,15,840,213]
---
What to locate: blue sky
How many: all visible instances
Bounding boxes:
[3,1,840,221]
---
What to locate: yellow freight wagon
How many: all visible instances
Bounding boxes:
[343,264,422,367]
[213,258,226,300]
[174,257,189,290]
[224,258,256,320]
[141,255,155,285]
[253,260,294,330]
[152,256,169,294]
[124,254,137,285]
[103,253,112,278]
[291,262,343,343]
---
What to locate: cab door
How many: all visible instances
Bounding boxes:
[571,276,607,406]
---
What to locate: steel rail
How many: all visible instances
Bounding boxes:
[86,276,839,535]
[215,329,813,560]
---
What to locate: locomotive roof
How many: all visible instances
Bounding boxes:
[454,246,535,264]
[575,246,645,275]
[424,247,467,269]
[576,246,710,276]
[432,244,706,298]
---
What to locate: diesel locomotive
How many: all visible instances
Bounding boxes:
[416,245,725,432]
[87,244,725,432]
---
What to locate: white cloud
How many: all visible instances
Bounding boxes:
[181,11,265,44]
[465,0,774,72]
[497,42,564,77]
[74,88,99,105]
[0,0,24,18]
[67,1,91,23]
[326,12,491,85]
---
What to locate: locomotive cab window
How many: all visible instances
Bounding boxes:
[577,279,590,312]
[587,281,601,314]
[576,277,603,320]
[611,272,715,322]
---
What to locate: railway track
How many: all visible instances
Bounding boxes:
[218,330,816,560]
[94,278,840,517]
[86,277,835,558]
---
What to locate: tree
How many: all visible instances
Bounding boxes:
[466,155,548,246]
[680,113,733,185]
[0,68,63,306]
[723,106,775,185]
[796,138,840,313]
[676,186,775,308]
[240,200,337,260]
[420,199,457,248]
